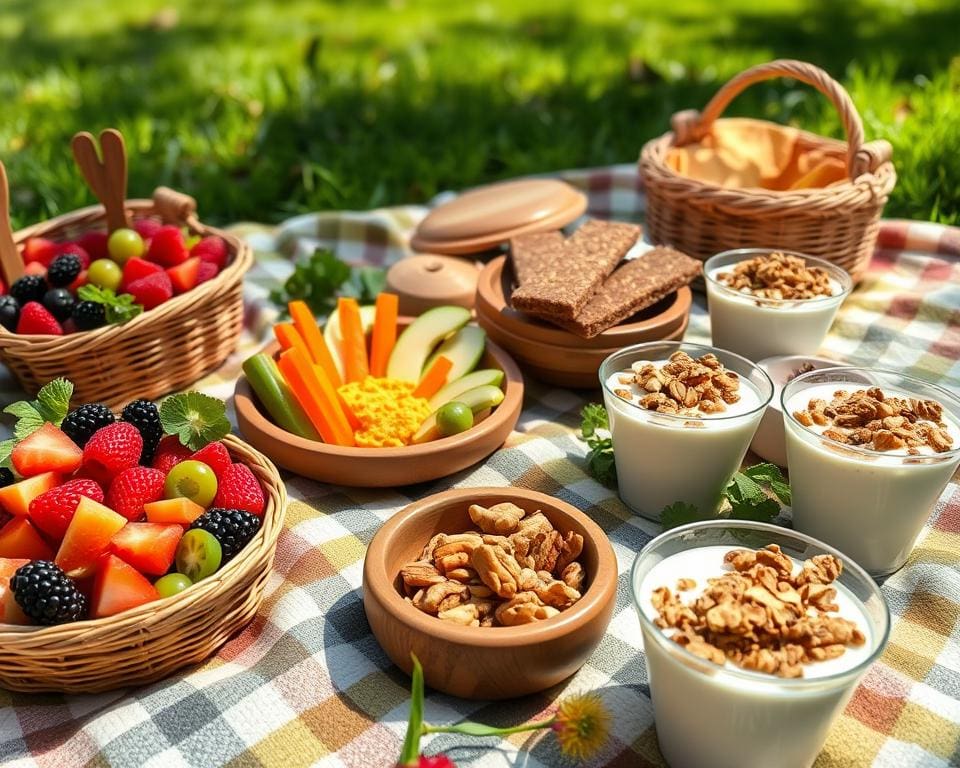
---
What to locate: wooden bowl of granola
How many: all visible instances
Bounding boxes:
[362,487,618,700]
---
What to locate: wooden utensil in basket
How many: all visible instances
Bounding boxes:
[0,435,285,694]
[640,59,896,282]
[0,130,253,408]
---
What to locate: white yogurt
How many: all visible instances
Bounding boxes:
[636,544,877,768]
[784,382,960,575]
[603,362,767,521]
[704,251,851,362]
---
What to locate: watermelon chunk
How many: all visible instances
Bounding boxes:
[11,424,82,477]
[110,522,183,576]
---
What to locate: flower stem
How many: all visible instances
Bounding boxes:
[423,718,556,738]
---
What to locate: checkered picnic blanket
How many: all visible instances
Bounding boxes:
[0,165,958,768]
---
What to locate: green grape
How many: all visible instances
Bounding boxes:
[87,258,123,291]
[175,529,222,583]
[155,573,193,598]
[436,401,474,437]
[164,460,218,507]
[107,228,145,263]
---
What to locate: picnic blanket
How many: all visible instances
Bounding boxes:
[0,164,958,768]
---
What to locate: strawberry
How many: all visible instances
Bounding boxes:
[56,243,90,269]
[196,261,219,284]
[22,238,58,267]
[151,435,193,474]
[190,441,231,479]
[90,553,159,618]
[110,522,183,575]
[133,218,163,242]
[16,302,63,335]
[82,422,143,484]
[146,225,188,267]
[11,424,81,477]
[191,236,228,269]
[166,256,201,294]
[76,232,109,261]
[126,271,173,310]
[213,463,265,515]
[29,478,105,539]
[105,466,165,522]
[23,261,47,277]
[121,257,163,290]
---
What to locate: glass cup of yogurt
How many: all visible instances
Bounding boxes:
[632,520,890,768]
[704,249,852,362]
[600,342,773,521]
[782,367,960,576]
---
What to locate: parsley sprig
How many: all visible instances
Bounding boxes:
[270,247,386,318]
[579,404,616,486]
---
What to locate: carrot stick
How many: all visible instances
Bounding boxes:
[289,300,343,389]
[369,293,399,378]
[337,297,369,383]
[412,355,453,399]
[278,349,355,446]
[274,323,311,361]
[313,364,363,431]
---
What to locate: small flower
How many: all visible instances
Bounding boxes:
[551,692,611,760]
[418,756,457,768]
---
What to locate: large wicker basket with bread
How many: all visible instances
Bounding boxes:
[639,59,896,282]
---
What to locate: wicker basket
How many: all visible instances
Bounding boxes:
[0,435,285,694]
[639,59,896,282]
[0,187,252,409]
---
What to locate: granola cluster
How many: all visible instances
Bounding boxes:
[793,387,954,454]
[614,351,741,415]
[651,545,866,678]
[399,501,585,627]
[716,251,834,300]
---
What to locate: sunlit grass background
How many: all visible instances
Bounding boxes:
[0,0,957,227]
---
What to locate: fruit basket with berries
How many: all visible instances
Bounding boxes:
[0,379,285,693]
[0,130,253,409]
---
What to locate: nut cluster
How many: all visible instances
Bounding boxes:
[651,545,866,678]
[615,351,741,415]
[716,251,834,300]
[399,502,586,627]
[793,387,954,454]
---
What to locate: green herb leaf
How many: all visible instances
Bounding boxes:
[724,471,767,506]
[728,497,780,523]
[580,403,609,438]
[0,438,16,469]
[77,285,144,324]
[660,501,703,530]
[34,378,74,425]
[742,463,792,505]
[343,265,387,304]
[159,392,231,451]
[579,404,616,486]
[3,401,44,440]
[270,247,353,318]
[397,654,425,766]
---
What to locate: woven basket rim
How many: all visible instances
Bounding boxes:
[0,434,285,641]
[0,198,252,349]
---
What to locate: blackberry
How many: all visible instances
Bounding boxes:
[0,295,19,331]
[10,561,87,625]
[47,254,82,288]
[43,288,76,322]
[190,508,262,562]
[72,300,106,331]
[10,275,47,305]
[122,399,163,464]
[61,403,115,448]
[0,467,14,487]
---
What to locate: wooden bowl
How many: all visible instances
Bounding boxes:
[363,487,618,699]
[234,322,524,487]
[476,255,691,349]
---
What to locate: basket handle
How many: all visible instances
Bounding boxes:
[152,186,200,228]
[670,59,892,180]
[0,161,24,284]
[71,129,130,232]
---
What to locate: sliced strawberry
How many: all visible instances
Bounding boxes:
[121,257,163,290]
[190,441,231,479]
[90,553,160,618]
[143,497,205,526]
[0,472,61,517]
[0,518,54,560]
[0,558,31,624]
[55,497,127,577]
[110,522,183,576]
[22,238,58,267]
[166,256,201,295]
[11,424,81,477]
[23,261,48,277]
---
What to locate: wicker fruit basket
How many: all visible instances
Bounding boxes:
[0,435,285,694]
[640,59,896,282]
[0,185,252,409]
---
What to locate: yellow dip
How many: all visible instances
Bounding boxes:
[338,377,432,447]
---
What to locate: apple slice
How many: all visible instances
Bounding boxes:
[427,369,504,411]
[386,306,471,383]
[422,325,486,384]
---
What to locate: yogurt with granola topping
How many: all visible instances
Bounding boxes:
[600,345,772,521]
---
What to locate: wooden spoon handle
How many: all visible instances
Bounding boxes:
[0,161,24,285]
[71,130,130,232]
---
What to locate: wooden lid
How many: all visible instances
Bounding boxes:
[386,255,480,316]
[411,179,587,254]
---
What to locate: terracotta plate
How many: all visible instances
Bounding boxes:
[363,487,618,699]
[234,326,524,487]
[476,255,691,349]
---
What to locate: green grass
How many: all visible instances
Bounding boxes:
[0,0,958,228]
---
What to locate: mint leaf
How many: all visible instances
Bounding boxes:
[77,285,144,324]
[728,497,780,523]
[159,392,231,451]
[580,403,609,438]
[742,463,792,505]
[660,501,702,530]
[34,378,74,425]
[0,439,15,470]
[724,472,767,506]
